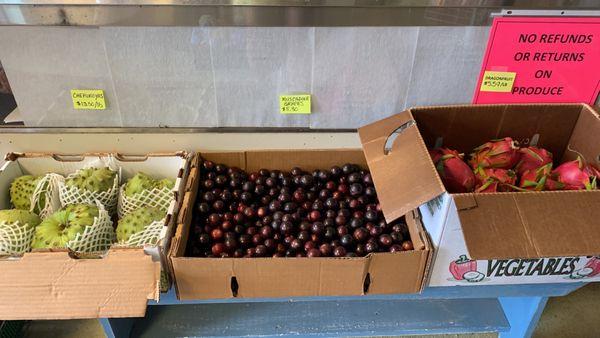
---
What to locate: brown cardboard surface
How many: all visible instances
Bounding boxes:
[412,104,581,158]
[171,154,201,258]
[246,149,368,172]
[173,257,366,299]
[563,105,600,164]
[173,253,428,299]
[200,151,246,169]
[358,112,445,223]
[367,251,427,294]
[367,212,430,294]
[412,105,507,152]
[457,191,600,260]
[0,249,160,320]
[170,150,431,300]
[198,149,368,172]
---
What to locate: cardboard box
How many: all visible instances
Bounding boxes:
[359,103,600,286]
[0,152,189,319]
[170,150,432,300]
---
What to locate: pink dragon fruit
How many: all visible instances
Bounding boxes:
[514,146,553,175]
[469,137,520,170]
[475,180,499,193]
[517,163,552,191]
[547,157,597,191]
[429,148,476,193]
[474,167,517,185]
[544,177,564,191]
[474,167,517,193]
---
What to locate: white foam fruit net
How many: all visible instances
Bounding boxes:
[123,219,165,247]
[117,185,173,218]
[0,221,36,256]
[59,170,119,216]
[30,173,63,219]
[66,202,116,253]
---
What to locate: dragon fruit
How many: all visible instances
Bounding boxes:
[474,167,517,193]
[429,148,476,193]
[475,180,500,193]
[517,163,552,191]
[469,137,520,170]
[547,157,596,191]
[514,146,553,175]
[584,164,600,180]
[544,177,564,191]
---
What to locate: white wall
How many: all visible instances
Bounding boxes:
[0,26,490,128]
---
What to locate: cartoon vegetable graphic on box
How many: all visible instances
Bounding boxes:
[450,255,476,280]
[571,257,600,279]
[450,255,484,282]
[584,257,600,277]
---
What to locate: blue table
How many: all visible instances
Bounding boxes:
[99,282,586,338]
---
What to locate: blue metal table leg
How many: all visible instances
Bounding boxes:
[498,296,548,338]
[99,318,136,338]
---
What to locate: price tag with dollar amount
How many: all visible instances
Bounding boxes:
[279,94,311,114]
[480,71,517,93]
[71,89,106,110]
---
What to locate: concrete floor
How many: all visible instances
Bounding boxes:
[18,283,600,338]
[532,283,600,338]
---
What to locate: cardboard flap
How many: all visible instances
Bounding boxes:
[358,110,445,223]
[562,104,600,164]
[245,149,368,172]
[0,249,160,320]
[367,251,428,294]
[456,192,600,260]
[233,258,366,298]
[173,257,367,299]
[367,211,431,294]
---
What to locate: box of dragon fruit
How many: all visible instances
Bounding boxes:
[359,103,600,286]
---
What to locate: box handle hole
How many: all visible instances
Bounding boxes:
[52,154,85,162]
[529,133,540,147]
[114,153,150,161]
[384,120,416,155]
[230,276,239,297]
[363,273,371,294]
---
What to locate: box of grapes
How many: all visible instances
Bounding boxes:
[170,150,432,300]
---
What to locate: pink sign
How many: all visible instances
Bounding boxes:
[474,17,600,104]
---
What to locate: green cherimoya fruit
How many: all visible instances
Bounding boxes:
[10,175,43,211]
[116,206,165,242]
[66,167,116,193]
[157,178,175,190]
[0,209,41,228]
[124,172,175,197]
[31,204,99,249]
[123,172,154,196]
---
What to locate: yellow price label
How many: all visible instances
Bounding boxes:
[280,94,311,114]
[480,71,516,93]
[71,89,106,110]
